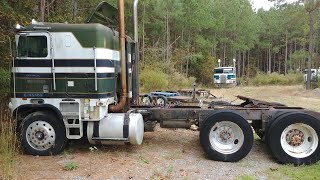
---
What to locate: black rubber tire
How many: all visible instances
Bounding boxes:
[267,113,320,165]
[20,111,66,156]
[199,111,253,162]
[156,95,168,107]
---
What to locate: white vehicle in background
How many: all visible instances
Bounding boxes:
[213,67,237,87]
[303,68,320,82]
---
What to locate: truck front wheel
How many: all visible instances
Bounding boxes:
[268,113,320,165]
[20,111,66,156]
[200,112,253,162]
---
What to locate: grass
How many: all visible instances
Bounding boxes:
[163,150,181,160]
[268,162,320,180]
[167,165,174,174]
[0,103,17,180]
[235,175,256,180]
[241,72,304,86]
[253,133,260,140]
[63,162,79,171]
[211,85,320,112]
[138,154,150,164]
[150,165,175,180]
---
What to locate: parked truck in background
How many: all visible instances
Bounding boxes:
[213,66,237,87]
[304,68,320,82]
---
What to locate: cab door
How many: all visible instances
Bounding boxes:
[14,33,53,98]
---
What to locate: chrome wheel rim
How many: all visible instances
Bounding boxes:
[26,121,56,151]
[142,96,151,105]
[280,123,318,158]
[209,121,244,154]
[157,98,165,106]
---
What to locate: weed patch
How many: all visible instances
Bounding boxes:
[267,162,320,179]
[64,162,79,171]
[138,154,149,164]
[0,104,17,179]
[235,175,256,180]
[250,72,303,86]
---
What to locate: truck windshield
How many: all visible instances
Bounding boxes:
[214,68,234,74]
[17,36,48,58]
[214,69,223,74]
[304,70,316,74]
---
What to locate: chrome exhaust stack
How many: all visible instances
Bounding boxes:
[132,0,140,105]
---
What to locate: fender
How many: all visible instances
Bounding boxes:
[13,104,63,120]
[199,109,246,129]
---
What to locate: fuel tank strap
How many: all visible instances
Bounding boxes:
[93,121,100,138]
[123,112,130,138]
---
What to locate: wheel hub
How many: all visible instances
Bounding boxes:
[26,121,56,150]
[219,130,232,143]
[286,129,304,146]
[35,131,45,140]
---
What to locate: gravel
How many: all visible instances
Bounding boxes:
[14,126,280,179]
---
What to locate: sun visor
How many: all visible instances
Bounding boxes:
[85,1,118,28]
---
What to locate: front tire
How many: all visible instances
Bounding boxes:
[268,113,320,165]
[200,111,253,162]
[20,111,66,156]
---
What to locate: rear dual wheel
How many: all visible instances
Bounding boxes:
[200,111,253,162]
[267,113,320,165]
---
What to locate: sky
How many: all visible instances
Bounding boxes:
[251,0,299,11]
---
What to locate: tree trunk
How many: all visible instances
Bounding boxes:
[237,50,241,77]
[289,41,292,72]
[242,51,245,76]
[181,29,184,74]
[268,47,271,74]
[141,3,145,63]
[72,0,78,21]
[285,29,288,75]
[273,52,276,73]
[214,34,217,58]
[295,38,297,71]
[186,30,191,77]
[264,49,267,73]
[247,50,250,77]
[307,11,314,90]
[278,56,281,73]
[223,42,226,66]
[166,11,170,63]
[40,0,45,22]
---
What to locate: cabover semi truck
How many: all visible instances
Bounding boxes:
[9,0,320,165]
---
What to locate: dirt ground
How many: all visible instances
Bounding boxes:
[13,85,320,180]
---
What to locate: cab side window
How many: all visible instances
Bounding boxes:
[17,36,48,58]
